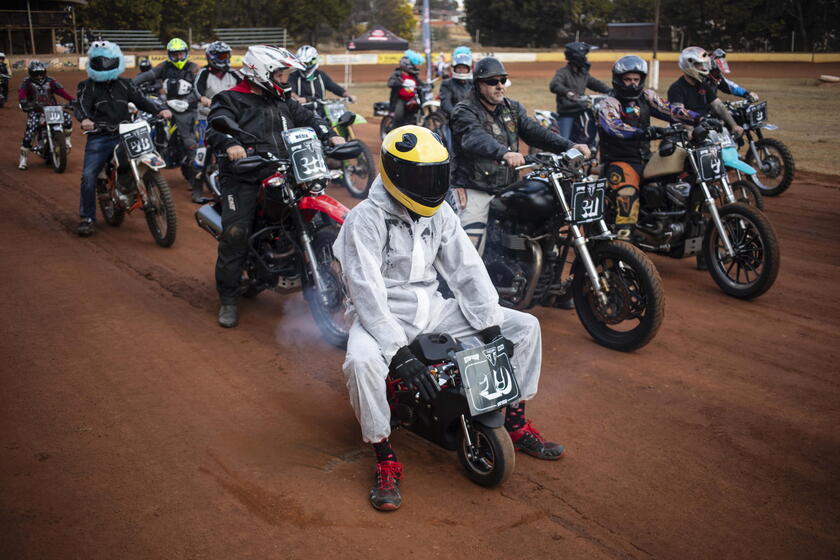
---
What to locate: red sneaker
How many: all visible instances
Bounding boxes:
[369,460,403,511]
[508,420,565,460]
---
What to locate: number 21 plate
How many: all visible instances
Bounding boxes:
[571,179,606,224]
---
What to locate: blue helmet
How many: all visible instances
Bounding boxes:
[404,49,424,67]
[86,40,125,82]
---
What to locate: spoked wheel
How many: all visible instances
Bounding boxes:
[97,177,125,227]
[142,171,177,247]
[422,111,446,135]
[572,240,665,352]
[729,180,764,209]
[456,420,515,487]
[379,115,394,141]
[50,130,67,173]
[303,224,350,348]
[340,140,375,198]
[744,138,795,196]
[703,203,779,299]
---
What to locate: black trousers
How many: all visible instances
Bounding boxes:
[215,174,260,304]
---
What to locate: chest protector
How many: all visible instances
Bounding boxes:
[163,63,195,99]
[600,97,651,164]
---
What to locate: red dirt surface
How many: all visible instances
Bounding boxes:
[1,71,839,559]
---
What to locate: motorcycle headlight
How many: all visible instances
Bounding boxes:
[266,175,285,187]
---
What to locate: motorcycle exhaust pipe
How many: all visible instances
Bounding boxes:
[195,204,223,239]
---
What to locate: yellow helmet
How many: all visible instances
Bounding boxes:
[381,125,450,217]
[166,37,189,70]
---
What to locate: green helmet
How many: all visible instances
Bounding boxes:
[166,37,189,70]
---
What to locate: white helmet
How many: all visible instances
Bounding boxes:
[240,45,304,98]
[296,45,319,79]
[679,46,712,82]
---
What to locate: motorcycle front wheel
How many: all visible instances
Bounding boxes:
[745,137,795,196]
[456,421,515,487]
[340,139,374,199]
[50,130,67,174]
[703,203,779,299]
[303,224,350,348]
[572,240,665,352]
[379,115,394,141]
[142,170,177,247]
[729,180,764,210]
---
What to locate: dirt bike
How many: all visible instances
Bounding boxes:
[388,333,517,486]
[377,81,445,140]
[89,120,177,247]
[726,99,795,196]
[531,94,608,156]
[196,117,360,348]
[482,149,665,352]
[306,97,374,199]
[630,119,779,299]
[712,127,764,210]
[32,104,72,173]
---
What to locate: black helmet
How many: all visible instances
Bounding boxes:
[611,55,648,99]
[28,60,47,84]
[565,42,596,69]
[473,57,507,82]
[138,57,152,72]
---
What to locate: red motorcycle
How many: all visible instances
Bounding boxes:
[196,119,359,347]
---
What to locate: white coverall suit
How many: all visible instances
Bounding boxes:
[333,177,543,443]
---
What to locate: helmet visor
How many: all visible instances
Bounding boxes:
[383,151,451,208]
[613,56,648,75]
[169,50,188,61]
[90,56,120,71]
[212,51,230,61]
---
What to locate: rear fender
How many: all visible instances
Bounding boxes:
[422,100,440,110]
[352,113,367,125]
[299,194,349,225]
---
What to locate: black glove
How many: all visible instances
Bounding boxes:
[478,325,515,358]
[390,346,440,401]
[644,126,665,140]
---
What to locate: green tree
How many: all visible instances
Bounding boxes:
[347,0,416,41]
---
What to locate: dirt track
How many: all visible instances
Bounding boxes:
[1,69,839,559]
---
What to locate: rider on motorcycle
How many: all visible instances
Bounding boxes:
[136,57,163,97]
[597,55,701,240]
[134,38,201,186]
[74,41,171,237]
[193,41,243,202]
[17,60,75,170]
[205,45,344,328]
[0,52,10,103]
[387,50,425,128]
[708,48,760,102]
[288,45,356,114]
[667,47,744,138]
[449,57,589,254]
[438,46,473,118]
[334,125,565,512]
[549,42,611,141]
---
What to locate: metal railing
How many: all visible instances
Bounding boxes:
[213,28,288,47]
[90,29,164,50]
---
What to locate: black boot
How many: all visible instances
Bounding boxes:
[218,303,239,328]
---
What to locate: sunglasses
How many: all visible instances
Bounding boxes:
[481,77,507,86]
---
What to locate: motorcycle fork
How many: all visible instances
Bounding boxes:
[548,172,609,304]
[290,206,329,304]
[686,153,736,257]
[129,159,151,208]
[719,174,737,205]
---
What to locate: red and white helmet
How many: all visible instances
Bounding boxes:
[240,45,304,97]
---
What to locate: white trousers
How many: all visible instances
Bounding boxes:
[451,187,495,255]
[343,298,542,443]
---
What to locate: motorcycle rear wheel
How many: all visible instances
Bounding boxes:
[456,421,515,487]
[379,115,394,141]
[143,171,177,247]
[50,130,67,174]
[97,178,125,227]
[572,240,665,352]
[303,224,350,348]
[703,203,779,299]
[340,139,374,199]
[745,137,795,196]
[729,180,764,210]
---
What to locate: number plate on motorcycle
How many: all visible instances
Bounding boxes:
[326,102,347,121]
[746,101,768,127]
[44,106,64,124]
[282,127,330,183]
[119,121,154,158]
[570,179,607,223]
[696,146,724,182]
[456,342,521,415]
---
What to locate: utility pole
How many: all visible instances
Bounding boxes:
[651,0,661,90]
[27,0,37,55]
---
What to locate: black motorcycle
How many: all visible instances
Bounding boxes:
[196,117,361,348]
[483,149,665,352]
[388,333,517,487]
[726,99,795,196]
[632,119,780,299]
